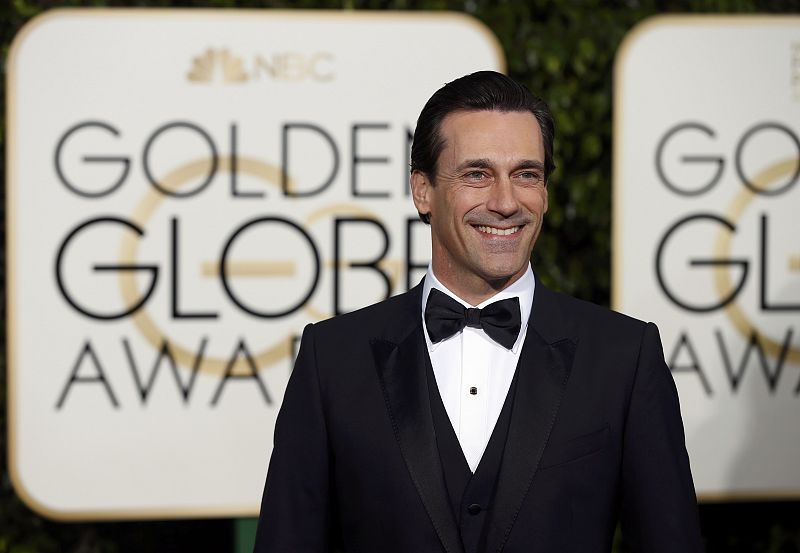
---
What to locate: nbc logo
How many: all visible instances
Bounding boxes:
[187,48,249,83]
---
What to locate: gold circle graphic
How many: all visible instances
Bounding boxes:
[120,156,294,376]
[713,157,800,364]
[119,157,401,375]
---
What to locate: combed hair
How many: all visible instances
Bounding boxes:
[410,70,556,183]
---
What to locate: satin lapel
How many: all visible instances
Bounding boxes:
[371,288,465,553]
[484,282,577,553]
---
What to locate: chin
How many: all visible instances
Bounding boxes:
[477,260,528,283]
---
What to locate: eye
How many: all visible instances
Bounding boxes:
[516,170,543,183]
[464,170,488,181]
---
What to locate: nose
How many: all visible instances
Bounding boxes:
[485,177,519,217]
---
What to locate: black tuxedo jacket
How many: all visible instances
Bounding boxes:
[254,279,703,553]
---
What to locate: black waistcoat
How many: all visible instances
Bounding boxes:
[425,355,520,553]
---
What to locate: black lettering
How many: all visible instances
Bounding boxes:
[220,216,320,318]
[736,122,800,196]
[667,331,712,396]
[351,123,390,198]
[333,217,391,315]
[55,217,158,320]
[54,121,130,198]
[760,214,800,311]
[210,339,272,405]
[56,341,119,409]
[406,216,429,290]
[143,121,218,197]
[123,337,207,404]
[716,328,794,394]
[230,123,264,198]
[655,213,748,312]
[281,123,339,197]
[655,122,723,196]
[171,217,218,319]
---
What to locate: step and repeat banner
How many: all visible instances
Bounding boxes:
[615,16,800,499]
[6,9,504,519]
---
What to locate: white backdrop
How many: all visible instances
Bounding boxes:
[6,9,504,519]
[614,16,800,500]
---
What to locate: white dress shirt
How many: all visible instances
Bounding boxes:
[421,264,535,472]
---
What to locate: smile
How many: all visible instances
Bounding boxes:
[474,225,521,236]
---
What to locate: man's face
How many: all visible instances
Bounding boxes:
[411,110,548,299]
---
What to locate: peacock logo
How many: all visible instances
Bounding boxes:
[187,48,249,83]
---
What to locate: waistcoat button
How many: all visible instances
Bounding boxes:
[467,503,482,515]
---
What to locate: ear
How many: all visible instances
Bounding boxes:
[410,170,432,219]
[542,182,549,214]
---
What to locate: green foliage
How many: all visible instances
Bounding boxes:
[2,0,800,551]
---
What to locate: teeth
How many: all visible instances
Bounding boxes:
[476,225,519,236]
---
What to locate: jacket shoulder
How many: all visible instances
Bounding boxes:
[547,288,650,338]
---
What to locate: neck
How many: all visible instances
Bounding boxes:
[431,262,526,306]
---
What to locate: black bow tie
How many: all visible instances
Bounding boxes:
[424,288,521,350]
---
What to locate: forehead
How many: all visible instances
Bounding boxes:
[438,110,544,163]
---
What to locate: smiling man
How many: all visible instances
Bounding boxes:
[411,108,547,305]
[254,71,704,553]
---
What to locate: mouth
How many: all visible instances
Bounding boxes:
[473,224,522,236]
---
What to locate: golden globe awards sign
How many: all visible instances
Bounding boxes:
[615,16,800,499]
[6,9,504,519]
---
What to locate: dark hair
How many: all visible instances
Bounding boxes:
[410,71,556,223]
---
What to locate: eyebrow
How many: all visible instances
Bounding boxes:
[456,158,545,173]
[513,160,546,173]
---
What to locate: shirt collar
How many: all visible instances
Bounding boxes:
[421,263,535,353]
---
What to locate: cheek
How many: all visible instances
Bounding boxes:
[432,213,458,246]
[523,190,547,213]
[430,189,457,217]
[451,190,486,219]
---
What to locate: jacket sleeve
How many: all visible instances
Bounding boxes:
[620,322,705,552]
[253,323,333,553]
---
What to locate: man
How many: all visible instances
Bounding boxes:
[254,71,703,553]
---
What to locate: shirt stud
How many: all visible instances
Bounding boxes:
[469,387,478,395]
